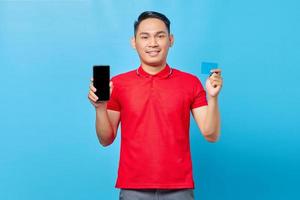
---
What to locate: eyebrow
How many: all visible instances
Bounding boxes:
[139,31,167,36]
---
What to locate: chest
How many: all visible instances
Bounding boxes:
[118,77,193,115]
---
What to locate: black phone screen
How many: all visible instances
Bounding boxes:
[93,65,110,101]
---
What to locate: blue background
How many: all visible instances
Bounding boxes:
[0,0,299,199]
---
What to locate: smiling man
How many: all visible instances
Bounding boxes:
[88,11,223,200]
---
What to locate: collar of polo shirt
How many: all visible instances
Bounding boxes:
[136,64,173,79]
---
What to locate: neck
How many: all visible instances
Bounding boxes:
[141,63,167,75]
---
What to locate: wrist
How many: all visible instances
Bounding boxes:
[95,102,107,112]
[207,95,218,102]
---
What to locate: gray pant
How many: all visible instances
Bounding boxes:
[119,189,194,200]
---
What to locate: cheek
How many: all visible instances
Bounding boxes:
[135,44,145,54]
[160,45,170,54]
[135,42,146,51]
[160,41,170,49]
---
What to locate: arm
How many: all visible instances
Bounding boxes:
[192,97,221,142]
[192,69,223,142]
[95,105,120,147]
[88,80,121,147]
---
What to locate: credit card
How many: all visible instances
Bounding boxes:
[201,62,218,74]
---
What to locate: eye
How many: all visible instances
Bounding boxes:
[141,35,148,40]
[158,34,166,39]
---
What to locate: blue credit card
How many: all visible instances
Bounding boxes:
[201,62,218,74]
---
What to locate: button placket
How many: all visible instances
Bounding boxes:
[150,76,154,91]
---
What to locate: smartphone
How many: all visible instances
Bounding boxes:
[93,65,110,101]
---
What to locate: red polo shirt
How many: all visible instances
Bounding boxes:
[107,64,207,189]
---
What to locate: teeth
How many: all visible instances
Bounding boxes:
[147,51,160,56]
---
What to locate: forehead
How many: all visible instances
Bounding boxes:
[137,18,168,34]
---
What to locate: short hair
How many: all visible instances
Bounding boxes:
[134,11,171,37]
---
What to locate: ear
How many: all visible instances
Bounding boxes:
[131,37,136,49]
[169,34,174,47]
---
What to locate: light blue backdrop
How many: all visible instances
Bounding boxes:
[0,0,299,199]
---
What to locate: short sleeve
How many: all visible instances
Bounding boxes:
[107,78,121,111]
[190,76,208,109]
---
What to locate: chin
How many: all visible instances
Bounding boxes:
[144,61,165,67]
[143,58,165,66]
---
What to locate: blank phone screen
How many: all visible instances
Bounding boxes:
[93,65,110,101]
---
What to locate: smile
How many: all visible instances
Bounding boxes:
[146,50,161,57]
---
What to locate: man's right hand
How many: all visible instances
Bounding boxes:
[88,78,113,109]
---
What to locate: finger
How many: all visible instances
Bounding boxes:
[215,79,222,84]
[89,94,98,103]
[210,76,222,82]
[209,71,220,77]
[210,80,220,88]
[88,93,98,103]
[210,76,222,84]
[89,83,97,92]
[210,69,222,76]
[211,71,222,77]
[109,81,114,95]
[210,72,222,78]
[211,78,222,83]
[89,90,99,101]
[214,80,223,87]
[212,82,218,88]
[212,80,222,86]
[210,69,221,73]
[88,92,96,102]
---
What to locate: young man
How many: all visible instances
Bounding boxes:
[88,11,223,200]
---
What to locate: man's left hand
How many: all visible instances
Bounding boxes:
[205,69,223,97]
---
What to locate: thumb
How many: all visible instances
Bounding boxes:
[109,81,114,95]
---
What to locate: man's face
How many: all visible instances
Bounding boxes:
[132,18,174,68]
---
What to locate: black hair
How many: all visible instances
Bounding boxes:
[134,11,171,37]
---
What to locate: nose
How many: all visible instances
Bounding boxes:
[148,36,158,47]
